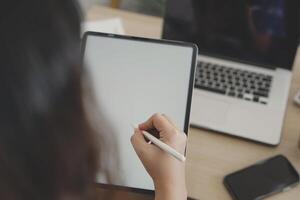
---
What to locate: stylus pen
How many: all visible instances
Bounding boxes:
[132,125,186,162]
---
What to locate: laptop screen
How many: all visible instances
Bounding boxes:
[162,0,300,70]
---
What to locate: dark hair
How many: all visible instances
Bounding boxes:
[0,0,99,199]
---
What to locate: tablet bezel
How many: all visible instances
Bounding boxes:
[81,31,198,195]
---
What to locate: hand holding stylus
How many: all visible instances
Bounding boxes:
[131,113,187,200]
[131,124,186,162]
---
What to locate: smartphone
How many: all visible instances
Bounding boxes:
[224,155,299,200]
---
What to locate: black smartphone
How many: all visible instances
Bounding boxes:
[224,155,299,200]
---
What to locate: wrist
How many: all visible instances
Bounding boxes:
[154,180,187,200]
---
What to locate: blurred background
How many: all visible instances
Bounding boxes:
[79,0,166,16]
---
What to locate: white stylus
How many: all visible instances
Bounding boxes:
[132,125,186,162]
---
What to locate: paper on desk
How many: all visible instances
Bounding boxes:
[81,18,125,36]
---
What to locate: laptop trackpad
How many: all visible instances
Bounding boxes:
[192,95,229,126]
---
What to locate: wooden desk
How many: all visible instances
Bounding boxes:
[87,6,300,200]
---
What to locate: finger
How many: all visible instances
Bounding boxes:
[130,128,149,153]
[161,114,177,128]
[139,113,174,132]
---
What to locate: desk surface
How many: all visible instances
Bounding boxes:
[87,6,300,200]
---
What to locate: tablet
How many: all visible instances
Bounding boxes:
[82,32,197,193]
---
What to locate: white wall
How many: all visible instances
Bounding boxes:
[78,0,164,16]
[79,0,109,12]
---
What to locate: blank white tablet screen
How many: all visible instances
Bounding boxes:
[84,34,194,191]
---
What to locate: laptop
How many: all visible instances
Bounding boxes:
[162,0,300,145]
[82,32,197,193]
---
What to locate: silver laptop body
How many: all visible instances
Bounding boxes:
[163,0,299,145]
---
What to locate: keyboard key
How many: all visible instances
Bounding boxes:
[258,88,269,93]
[228,92,236,97]
[263,76,272,81]
[244,93,253,99]
[253,91,269,98]
[259,97,268,104]
[195,85,226,95]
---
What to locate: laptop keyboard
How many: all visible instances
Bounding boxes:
[195,61,273,105]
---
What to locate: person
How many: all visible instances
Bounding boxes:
[0,0,187,200]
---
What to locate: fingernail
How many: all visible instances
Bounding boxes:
[131,124,138,132]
